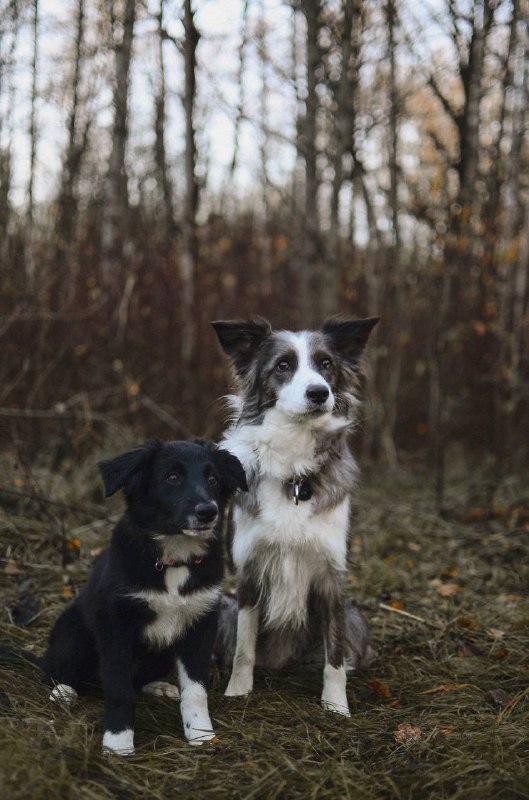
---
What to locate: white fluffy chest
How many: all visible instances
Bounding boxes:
[232,487,350,630]
[233,484,350,569]
[130,567,220,649]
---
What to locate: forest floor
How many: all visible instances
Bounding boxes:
[0,461,528,800]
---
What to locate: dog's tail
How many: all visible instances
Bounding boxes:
[0,643,44,670]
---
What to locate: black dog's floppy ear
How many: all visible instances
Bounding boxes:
[98,439,162,497]
[211,316,271,377]
[212,448,248,497]
[322,316,380,365]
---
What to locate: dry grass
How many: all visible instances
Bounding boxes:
[1,465,528,800]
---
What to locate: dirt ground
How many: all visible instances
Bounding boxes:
[1,464,528,800]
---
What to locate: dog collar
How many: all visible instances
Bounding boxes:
[285,476,313,505]
[155,555,205,572]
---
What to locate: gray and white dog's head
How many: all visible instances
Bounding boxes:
[212,315,379,427]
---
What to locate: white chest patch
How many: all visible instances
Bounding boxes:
[130,568,220,650]
[232,491,350,630]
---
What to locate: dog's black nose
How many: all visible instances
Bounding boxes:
[306,384,330,404]
[195,502,218,524]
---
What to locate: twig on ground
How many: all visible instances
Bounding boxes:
[378,602,444,629]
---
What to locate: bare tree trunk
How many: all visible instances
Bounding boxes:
[101,0,136,289]
[154,0,175,244]
[257,0,272,298]
[0,1,19,259]
[26,0,39,290]
[299,0,322,326]
[54,0,87,307]
[325,0,361,318]
[180,0,199,363]
[378,0,403,468]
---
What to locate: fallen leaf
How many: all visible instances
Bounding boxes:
[457,639,484,657]
[384,555,396,564]
[392,646,402,655]
[66,539,81,551]
[445,566,459,577]
[504,594,522,602]
[488,689,512,709]
[386,699,402,708]
[406,560,414,569]
[457,617,479,629]
[420,683,475,694]
[4,560,22,575]
[494,649,508,658]
[90,547,104,558]
[394,722,422,745]
[440,725,454,736]
[369,677,392,699]
[408,542,421,551]
[62,585,74,598]
[436,583,462,597]
[488,628,505,639]
[14,477,25,488]
[390,600,404,610]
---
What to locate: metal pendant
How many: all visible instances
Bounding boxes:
[292,478,312,504]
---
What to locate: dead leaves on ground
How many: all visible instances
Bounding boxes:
[393,722,423,746]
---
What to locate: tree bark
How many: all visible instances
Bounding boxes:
[101,0,136,288]
[180,0,200,363]
[154,0,175,244]
[299,0,322,326]
[26,0,39,290]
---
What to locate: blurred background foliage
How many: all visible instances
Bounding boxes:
[0,0,528,485]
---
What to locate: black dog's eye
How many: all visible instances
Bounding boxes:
[166,473,182,485]
[321,358,332,370]
[208,475,218,487]
[275,359,291,373]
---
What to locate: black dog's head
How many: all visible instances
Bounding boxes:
[98,440,247,536]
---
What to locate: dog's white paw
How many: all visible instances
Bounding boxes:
[102,729,135,756]
[186,727,216,747]
[321,664,350,717]
[49,683,78,704]
[142,680,180,700]
[321,698,351,717]
[225,669,253,697]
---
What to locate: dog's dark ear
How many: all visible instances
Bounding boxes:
[98,440,162,497]
[322,316,379,364]
[211,317,271,376]
[212,448,248,497]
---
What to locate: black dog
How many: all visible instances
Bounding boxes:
[42,439,247,754]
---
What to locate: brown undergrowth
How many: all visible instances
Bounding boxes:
[1,462,528,800]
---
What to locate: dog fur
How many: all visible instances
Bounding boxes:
[43,439,247,753]
[212,315,378,716]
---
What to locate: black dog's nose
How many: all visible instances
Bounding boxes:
[306,384,330,405]
[195,502,218,524]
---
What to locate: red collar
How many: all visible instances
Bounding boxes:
[155,555,204,572]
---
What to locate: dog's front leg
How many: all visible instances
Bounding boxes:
[98,635,136,755]
[224,580,259,697]
[320,590,350,717]
[178,610,217,746]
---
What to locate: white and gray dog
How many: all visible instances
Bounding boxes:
[212,315,379,716]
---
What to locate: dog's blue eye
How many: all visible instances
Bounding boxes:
[208,475,218,487]
[276,360,291,373]
[167,473,182,485]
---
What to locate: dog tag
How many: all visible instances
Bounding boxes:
[293,481,300,505]
[292,478,312,504]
